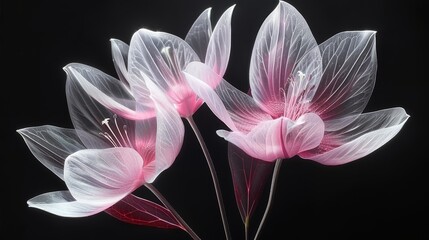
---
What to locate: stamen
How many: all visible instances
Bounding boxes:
[123,125,133,147]
[99,132,118,147]
[113,114,128,147]
[101,117,123,147]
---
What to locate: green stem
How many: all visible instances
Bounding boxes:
[186,116,231,240]
[145,183,201,240]
[253,159,283,240]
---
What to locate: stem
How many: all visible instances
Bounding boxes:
[253,159,283,240]
[145,183,201,240]
[245,217,249,240]
[186,116,231,240]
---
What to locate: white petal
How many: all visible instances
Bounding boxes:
[28,191,105,217]
[300,107,409,165]
[65,63,155,121]
[205,5,235,76]
[310,31,377,127]
[184,62,271,133]
[185,8,213,61]
[249,1,319,117]
[128,29,199,102]
[144,80,184,183]
[64,148,144,204]
[17,126,94,180]
[111,38,130,88]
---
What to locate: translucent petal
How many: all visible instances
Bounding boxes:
[64,148,144,204]
[217,113,324,162]
[310,31,377,127]
[16,126,99,180]
[205,5,235,76]
[249,1,319,117]
[300,107,409,165]
[144,80,184,183]
[111,38,130,88]
[27,191,104,217]
[128,29,199,108]
[64,63,155,121]
[185,8,212,61]
[184,62,271,133]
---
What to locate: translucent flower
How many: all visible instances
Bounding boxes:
[72,5,235,120]
[17,74,184,217]
[184,1,409,165]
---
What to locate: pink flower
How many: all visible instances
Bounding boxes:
[17,71,184,217]
[72,5,235,120]
[184,1,409,165]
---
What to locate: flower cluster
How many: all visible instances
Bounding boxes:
[17,1,409,239]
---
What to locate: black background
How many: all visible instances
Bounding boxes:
[2,0,426,239]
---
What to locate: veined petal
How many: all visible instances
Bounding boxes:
[64,63,155,121]
[249,1,319,117]
[310,31,377,127]
[300,107,409,165]
[128,29,199,109]
[217,113,324,162]
[65,148,144,204]
[111,38,130,88]
[144,80,184,183]
[185,7,212,61]
[205,5,235,76]
[184,62,271,133]
[17,126,100,180]
[28,191,105,217]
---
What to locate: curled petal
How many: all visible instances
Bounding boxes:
[28,191,104,217]
[64,63,155,121]
[249,1,319,117]
[144,80,184,183]
[205,5,235,76]
[300,107,409,165]
[111,38,130,88]
[184,62,271,133]
[310,31,377,128]
[64,148,144,204]
[217,113,324,161]
[185,7,212,61]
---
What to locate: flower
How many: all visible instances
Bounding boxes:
[72,5,235,120]
[184,1,409,164]
[17,70,184,217]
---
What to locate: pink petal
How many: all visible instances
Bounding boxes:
[27,191,105,217]
[310,31,377,127]
[217,113,324,161]
[205,5,235,76]
[185,7,212,61]
[184,62,271,133]
[249,1,319,117]
[128,29,201,116]
[64,148,144,204]
[300,107,409,165]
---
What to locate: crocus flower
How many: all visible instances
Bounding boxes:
[184,1,409,165]
[73,5,235,121]
[17,67,184,217]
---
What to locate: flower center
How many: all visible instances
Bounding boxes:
[99,114,133,148]
[283,71,311,120]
